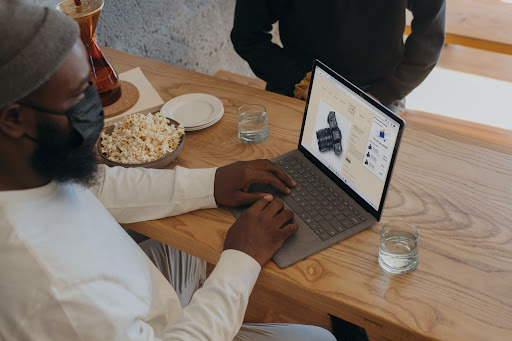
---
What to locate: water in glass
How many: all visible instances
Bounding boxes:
[238,105,269,143]
[379,226,418,274]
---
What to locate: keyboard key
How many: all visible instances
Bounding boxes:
[332,209,342,217]
[318,208,329,216]
[313,215,325,223]
[290,192,299,199]
[278,160,286,165]
[294,196,303,203]
[341,220,354,229]
[305,217,314,225]
[320,200,329,206]
[309,223,319,231]
[326,195,336,202]
[350,216,361,225]
[320,221,338,236]
[323,213,334,221]
[310,210,320,218]
[328,219,345,233]
[314,228,322,235]
[326,205,335,211]
[348,205,354,211]
[299,212,310,220]
[303,205,314,212]
[360,216,367,221]
[280,194,303,214]
[313,203,323,211]
[299,201,308,208]
[319,233,331,241]
[342,210,352,217]
[313,192,323,199]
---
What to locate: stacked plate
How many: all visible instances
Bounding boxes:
[160,93,224,132]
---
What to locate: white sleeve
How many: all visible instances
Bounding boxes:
[161,250,261,341]
[30,250,260,341]
[89,165,218,223]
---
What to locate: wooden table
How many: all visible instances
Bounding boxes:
[104,47,512,341]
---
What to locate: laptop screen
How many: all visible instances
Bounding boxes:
[300,65,401,211]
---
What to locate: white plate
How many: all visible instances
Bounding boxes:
[185,112,223,131]
[161,93,224,128]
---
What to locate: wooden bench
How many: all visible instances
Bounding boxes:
[405,0,512,55]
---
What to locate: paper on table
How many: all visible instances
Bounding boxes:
[104,67,164,126]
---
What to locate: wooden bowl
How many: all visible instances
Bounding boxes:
[97,118,185,169]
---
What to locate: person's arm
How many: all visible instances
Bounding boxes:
[89,160,296,224]
[160,250,260,340]
[89,165,217,224]
[367,0,446,106]
[29,251,259,341]
[231,0,305,96]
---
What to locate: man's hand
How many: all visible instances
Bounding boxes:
[302,87,309,100]
[214,159,296,207]
[224,198,298,267]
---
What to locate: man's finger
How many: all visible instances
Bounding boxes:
[264,198,285,217]
[273,209,294,228]
[236,192,273,206]
[247,197,272,212]
[252,170,291,194]
[253,160,296,187]
[278,223,299,240]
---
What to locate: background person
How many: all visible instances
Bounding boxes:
[231,0,446,113]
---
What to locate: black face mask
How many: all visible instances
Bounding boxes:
[18,83,104,186]
[21,83,104,147]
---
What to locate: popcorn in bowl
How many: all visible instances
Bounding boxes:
[100,112,184,164]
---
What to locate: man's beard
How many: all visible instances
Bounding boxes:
[30,118,99,187]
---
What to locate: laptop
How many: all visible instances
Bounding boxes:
[230,60,405,268]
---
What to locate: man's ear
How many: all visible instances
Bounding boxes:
[0,104,27,139]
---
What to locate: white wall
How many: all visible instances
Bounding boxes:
[34,0,256,77]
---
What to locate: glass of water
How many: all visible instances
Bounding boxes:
[237,104,270,143]
[378,221,419,274]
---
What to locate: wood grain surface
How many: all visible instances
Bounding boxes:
[104,47,512,341]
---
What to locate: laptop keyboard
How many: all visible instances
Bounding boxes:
[275,155,367,241]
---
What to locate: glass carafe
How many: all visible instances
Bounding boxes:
[57,0,121,107]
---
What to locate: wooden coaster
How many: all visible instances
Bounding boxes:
[103,80,139,119]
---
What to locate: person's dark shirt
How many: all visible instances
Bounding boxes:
[231,0,446,106]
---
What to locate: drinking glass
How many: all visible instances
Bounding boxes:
[237,104,270,143]
[57,0,121,107]
[378,221,419,274]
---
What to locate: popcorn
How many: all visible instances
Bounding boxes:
[100,112,184,164]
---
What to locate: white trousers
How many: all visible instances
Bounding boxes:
[139,239,335,341]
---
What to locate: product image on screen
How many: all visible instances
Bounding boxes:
[316,111,342,157]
